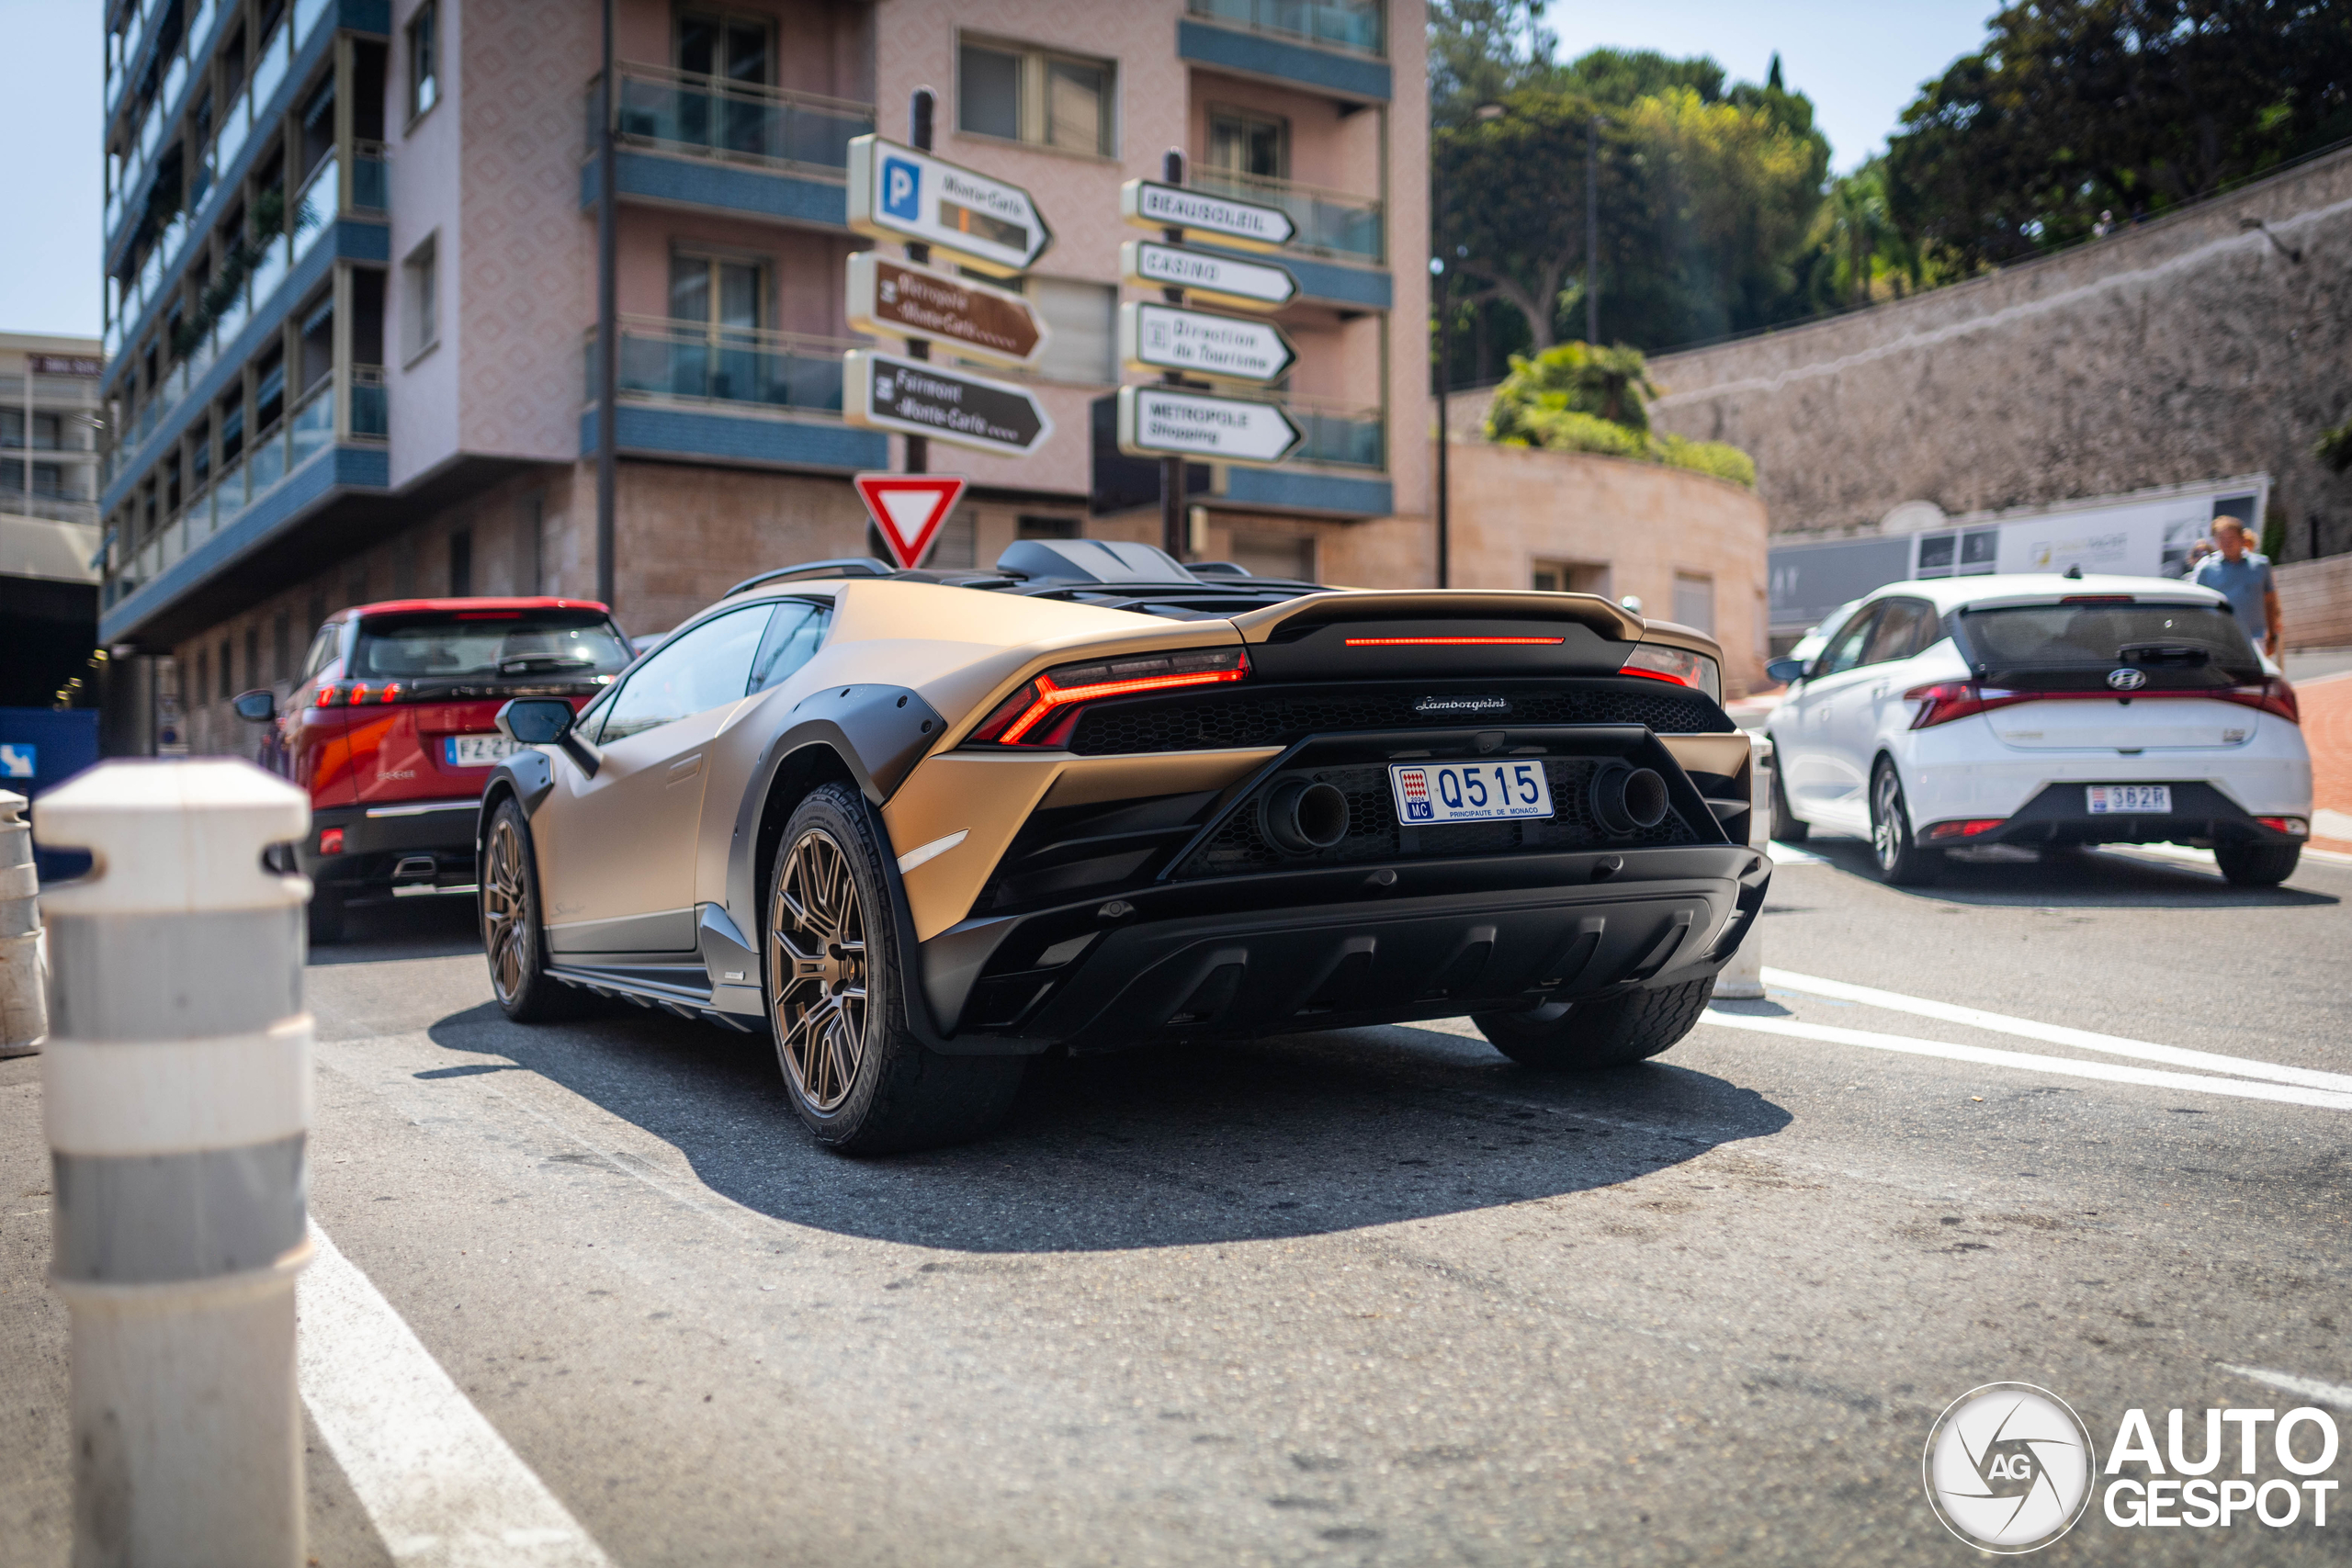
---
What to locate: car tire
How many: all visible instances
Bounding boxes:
[2213,841,2300,887]
[765,783,1025,1155]
[1870,760,1942,886]
[306,886,345,947]
[1767,747,1808,841]
[481,797,588,1022]
[1472,975,1717,1070]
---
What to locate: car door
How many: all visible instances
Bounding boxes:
[1776,602,1884,829]
[537,603,775,953]
[1826,597,1939,788]
[693,598,834,915]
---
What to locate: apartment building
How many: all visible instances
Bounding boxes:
[1,333,105,708]
[94,0,1429,754]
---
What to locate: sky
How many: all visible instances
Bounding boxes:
[0,0,2000,341]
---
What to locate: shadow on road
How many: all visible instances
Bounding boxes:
[1797,835,2339,910]
[423,998,1792,1253]
[307,895,482,966]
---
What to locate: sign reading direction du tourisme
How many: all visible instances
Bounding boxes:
[847,136,1054,276]
[1118,302,1295,384]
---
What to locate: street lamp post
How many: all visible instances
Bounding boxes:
[1431,255,1449,591]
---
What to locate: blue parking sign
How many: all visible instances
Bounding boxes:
[0,743,33,779]
[882,156,921,220]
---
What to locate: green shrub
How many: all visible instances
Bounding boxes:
[1657,434,1758,489]
[1482,340,1758,489]
[1510,408,1651,460]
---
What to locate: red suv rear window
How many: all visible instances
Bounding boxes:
[352,610,632,682]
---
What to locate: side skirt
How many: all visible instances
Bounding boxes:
[543,958,762,1033]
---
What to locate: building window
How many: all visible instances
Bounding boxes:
[670,252,765,335]
[402,235,438,361]
[1532,560,1611,596]
[1207,107,1287,179]
[1027,276,1114,384]
[447,527,472,596]
[407,2,438,121]
[243,625,261,691]
[1017,514,1080,540]
[957,39,1114,157]
[218,637,233,700]
[1673,571,1715,636]
[675,10,770,85]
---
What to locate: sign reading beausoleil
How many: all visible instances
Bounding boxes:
[845,252,1047,368]
[1115,386,1303,468]
[1119,241,1298,311]
[1118,179,1295,251]
[846,136,1053,276]
[845,349,1052,458]
[1118,302,1296,384]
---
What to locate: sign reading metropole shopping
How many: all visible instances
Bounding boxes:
[844,252,1047,369]
[1118,302,1296,384]
[846,136,1053,276]
[844,350,1052,459]
[1115,386,1302,468]
[1119,179,1295,251]
[1119,241,1297,311]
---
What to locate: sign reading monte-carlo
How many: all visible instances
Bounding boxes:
[844,350,1052,459]
[844,252,1047,369]
[846,136,1054,276]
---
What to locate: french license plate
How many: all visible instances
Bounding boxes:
[2086,784,2170,815]
[1389,761,1555,824]
[446,733,521,769]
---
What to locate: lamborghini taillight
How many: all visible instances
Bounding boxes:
[970,648,1250,747]
[1619,643,1723,703]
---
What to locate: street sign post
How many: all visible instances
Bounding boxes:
[1119,179,1295,251]
[845,349,1053,458]
[854,473,968,570]
[845,252,1047,369]
[1115,385,1304,468]
[1120,241,1297,311]
[848,136,1054,276]
[1118,301,1296,383]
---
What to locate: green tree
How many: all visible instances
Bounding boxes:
[1886,0,2352,266]
[1485,342,1758,488]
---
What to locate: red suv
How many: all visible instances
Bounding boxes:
[235,597,631,942]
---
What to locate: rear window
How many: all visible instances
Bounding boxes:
[1958,602,2258,680]
[351,610,632,681]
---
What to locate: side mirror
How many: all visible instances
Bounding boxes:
[232,689,277,722]
[495,698,576,745]
[1765,657,1808,685]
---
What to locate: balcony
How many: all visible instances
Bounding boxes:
[1286,395,1384,469]
[1186,0,1383,56]
[583,316,885,472]
[587,64,874,228]
[1190,168,1384,265]
[1179,0,1392,103]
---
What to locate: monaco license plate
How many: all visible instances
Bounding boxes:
[1389,761,1555,825]
[446,733,521,769]
[2086,784,2170,815]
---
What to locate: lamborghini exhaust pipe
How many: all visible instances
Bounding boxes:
[1590,764,1668,835]
[1264,780,1351,852]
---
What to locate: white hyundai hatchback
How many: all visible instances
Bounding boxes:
[1764,575,2312,886]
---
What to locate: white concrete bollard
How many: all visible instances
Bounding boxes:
[1713,732,1774,1000]
[1,790,44,1056]
[35,760,313,1568]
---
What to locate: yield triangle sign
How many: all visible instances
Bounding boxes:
[854,473,968,570]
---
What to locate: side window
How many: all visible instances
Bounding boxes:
[593,605,772,743]
[749,602,829,693]
[301,623,341,679]
[1818,605,1883,677]
[1861,599,1932,666]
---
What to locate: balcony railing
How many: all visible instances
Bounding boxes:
[353,141,389,212]
[349,366,387,439]
[1189,168,1384,264]
[1186,0,1384,55]
[600,63,874,177]
[593,316,860,416]
[1284,396,1385,468]
[0,492,101,526]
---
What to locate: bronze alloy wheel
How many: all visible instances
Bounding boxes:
[483,812,532,1003]
[771,827,869,1113]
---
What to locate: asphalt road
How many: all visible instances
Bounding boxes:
[4,835,2349,1565]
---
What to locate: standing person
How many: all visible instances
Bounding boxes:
[2192,516,2283,656]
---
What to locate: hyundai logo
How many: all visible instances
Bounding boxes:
[2107,668,2147,691]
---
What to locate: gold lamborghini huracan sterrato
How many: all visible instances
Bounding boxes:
[480,539,1769,1152]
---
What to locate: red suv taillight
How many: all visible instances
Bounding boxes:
[969,648,1250,747]
[315,682,410,706]
[1905,678,2299,728]
[1903,682,2036,728]
[2217,678,2299,724]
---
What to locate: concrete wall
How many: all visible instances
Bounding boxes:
[2278,553,2352,651]
[1645,146,2352,558]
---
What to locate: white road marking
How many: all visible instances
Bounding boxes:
[300,1223,612,1566]
[1767,840,1829,865]
[1699,1010,2352,1113]
[1760,967,2352,1095]
[2220,1365,2352,1409]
